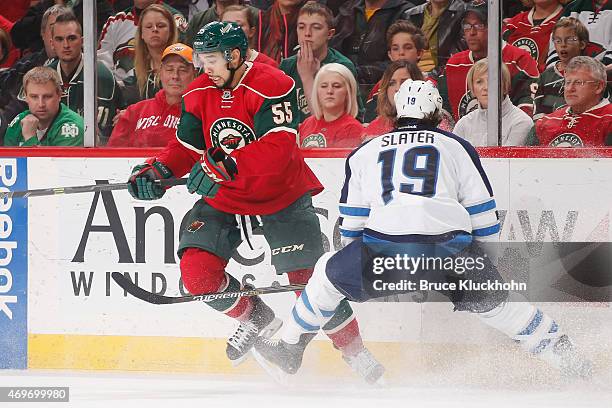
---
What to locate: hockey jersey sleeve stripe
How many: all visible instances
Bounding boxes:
[340,228,364,238]
[260,126,298,138]
[292,307,320,332]
[472,223,501,237]
[339,205,371,217]
[465,199,497,215]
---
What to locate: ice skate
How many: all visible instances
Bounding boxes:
[226,296,282,365]
[253,333,316,374]
[342,347,386,385]
[540,334,593,380]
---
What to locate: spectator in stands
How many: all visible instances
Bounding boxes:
[364,20,427,122]
[533,17,599,120]
[544,0,611,72]
[124,4,178,102]
[436,2,540,121]
[97,0,187,86]
[107,43,195,147]
[0,5,65,141]
[279,1,362,124]
[0,15,19,71]
[48,12,124,144]
[454,59,532,146]
[298,63,364,148]
[10,0,113,54]
[401,0,467,74]
[331,0,415,94]
[220,5,277,66]
[4,66,84,146]
[503,0,564,73]
[256,0,308,64]
[364,59,424,138]
[527,56,612,146]
[186,1,258,46]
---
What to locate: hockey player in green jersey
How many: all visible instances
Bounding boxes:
[4,66,84,147]
[48,12,123,144]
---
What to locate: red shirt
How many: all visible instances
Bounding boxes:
[253,50,278,68]
[0,14,19,69]
[443,44,539,120]
[158,62,323,215]
[107,89,181,147]
[534,100,612,146]
[503,6,564,72]
[299,114,364,148]
[0,0,30,22]
[364,116,393,138]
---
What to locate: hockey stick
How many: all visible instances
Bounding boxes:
[0,178,187,199]
[111,272,305,305]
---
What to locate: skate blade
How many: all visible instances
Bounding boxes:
[260,318,283,338]
[252,348,291,386]
[230,318,283,368]
[230,352,251,367]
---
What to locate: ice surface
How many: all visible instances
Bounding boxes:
[0,368,610,408]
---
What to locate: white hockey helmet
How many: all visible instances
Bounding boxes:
[394,79,443,120]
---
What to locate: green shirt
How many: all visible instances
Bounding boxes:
[4,103,84,146]
[279,47,365,123]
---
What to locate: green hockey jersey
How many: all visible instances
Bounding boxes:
[4,103,84,146]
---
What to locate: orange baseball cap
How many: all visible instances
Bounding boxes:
[162,43,193,64]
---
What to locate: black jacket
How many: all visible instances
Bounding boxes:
[10,0,113,52]
[400,0,468,71]
[331,0,416,89]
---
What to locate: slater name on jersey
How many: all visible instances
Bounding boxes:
[381,131,436,146]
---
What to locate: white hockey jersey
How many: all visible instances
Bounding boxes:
[339,124,500,243]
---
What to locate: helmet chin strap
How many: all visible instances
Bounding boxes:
[219,57,245,89]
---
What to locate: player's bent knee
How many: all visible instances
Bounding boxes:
[180,248,228,295]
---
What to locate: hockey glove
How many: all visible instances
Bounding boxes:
[128,158,173,200]
[187,148,237,197]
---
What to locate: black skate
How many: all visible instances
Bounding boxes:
[226,296,282,365]
[342,347,386,385]
[253,333,316,375]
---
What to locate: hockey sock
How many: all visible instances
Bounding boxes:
[285,266,364,355]
[180,248,252,319]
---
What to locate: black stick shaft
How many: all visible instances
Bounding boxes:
[111,272,305,305]
[0,178,187,199]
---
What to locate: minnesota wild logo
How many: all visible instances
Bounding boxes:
[301,133,327,147]
[550,133,583,147]
[210,118,256,153]
[458,91,479,118]
[514,38,539,60]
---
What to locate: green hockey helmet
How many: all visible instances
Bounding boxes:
[192,21,248,66]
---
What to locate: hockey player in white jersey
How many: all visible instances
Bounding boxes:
[254,79,593,384]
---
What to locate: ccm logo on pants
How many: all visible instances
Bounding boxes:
[271,244,304,255]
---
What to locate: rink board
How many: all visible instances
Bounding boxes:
[0,150,611,374]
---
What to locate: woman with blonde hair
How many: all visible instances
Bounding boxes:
[125,4,178,102]
[453,58,533,146]
[298,63,364,148]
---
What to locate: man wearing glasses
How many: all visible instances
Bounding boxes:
[436,1,539,121]
[527,56,612,146]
